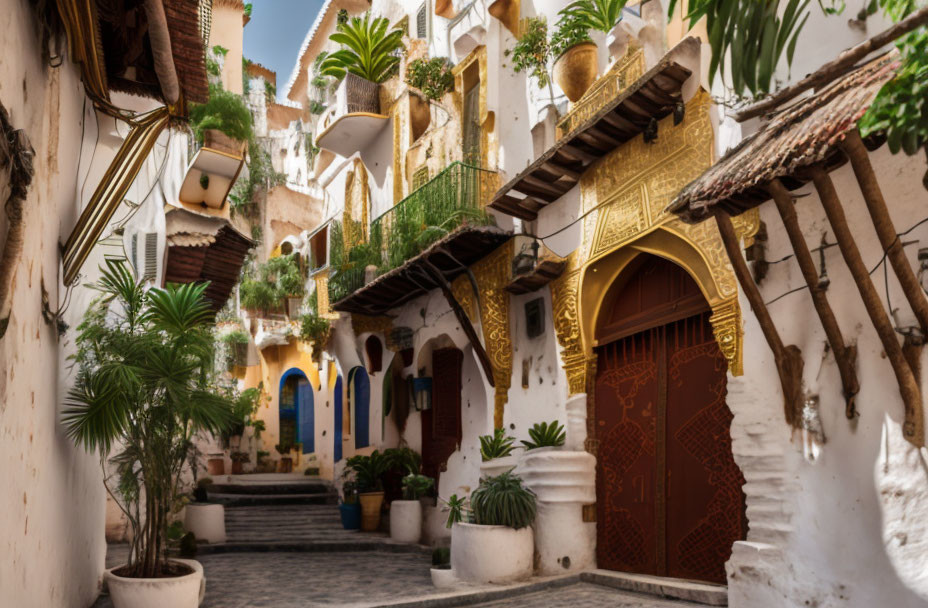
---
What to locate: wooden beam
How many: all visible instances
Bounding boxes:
[840,129,928,335]
[769,179,859,418]
[811,165,924,446]
[715,212,805,428]
[422,260,496,387]
[735,6,928,121]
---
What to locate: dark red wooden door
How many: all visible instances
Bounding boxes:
[595,256,746,584]
[422,347,463,481]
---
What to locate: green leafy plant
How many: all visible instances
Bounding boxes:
[299,310,331,357]
[405,57,455,100]
[264,80,276,104]
[266,254,305,298]
[402,474,435,499]
[320,12,406,83]
[244,3,252,18]
[341,479,359,503]
[63,260,234,578]
[309,100,327,115]
[559,0,628,34]
[239,276,279,315]
[220,329,249,346]
[230,450,250,463]
[443,493,468,528]
[384,446,422,475]
[506,17,554,97]
[189,85,254,142]
[521,420,566,450]
[221,386,262,446]
[550,14,594,59]
[230,140,286,217]
[469,472,537,529]
[346,450,391,492]
[432,546,451,567]
[479,428,516,461]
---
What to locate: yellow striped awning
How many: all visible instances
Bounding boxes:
[62,107,170,285]
[54,0,110,105]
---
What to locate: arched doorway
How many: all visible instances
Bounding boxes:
[594,254,746,584]
[348,367,371,449]
[279,369,314,454]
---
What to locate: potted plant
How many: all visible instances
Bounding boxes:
[220,330,250,370]
[184,478,227,544]
[267,254,305,318]
[430,546,456,589]
[405,57,455,101]
[207,452,225,475]
[339,480,362,530]
[299,310,331,362]
[255,450,274,473]
[189,86,253,155]
[390,474,434,543]
[320,13,406,115]
[551,14,597,102]
[506,17,557,106]
[449,472,536,584]
[239,276,279,317]
[479,428,518,478]
[382,446,422,503]
[346,450,390,531]
[230,450,250,474]
[521,420,566,451]
[63,260,234,607]
[275,441,294,473]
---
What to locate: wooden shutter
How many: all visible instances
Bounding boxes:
[143,232,158,281]
[431,347,462,441]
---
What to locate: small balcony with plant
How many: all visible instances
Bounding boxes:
[313,13,405,158]
[326,161,501,310]
[239,253,306,320]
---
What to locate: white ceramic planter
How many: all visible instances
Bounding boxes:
[105,559,205,608]
[518,449,596,575]
[430,566,458,589]
[450,522,533,583]
[479,454,518,479]
[389,500,422,543]
[184,503,226,544]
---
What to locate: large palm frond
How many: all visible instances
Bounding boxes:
[559,0,628,33]
[320,13,405,83]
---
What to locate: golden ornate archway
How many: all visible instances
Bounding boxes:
[550,89,759,402]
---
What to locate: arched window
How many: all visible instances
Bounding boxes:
[333,375,344,462]
[348,366,371,449]
[279,368,314,453]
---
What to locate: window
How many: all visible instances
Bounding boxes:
[416,2,427,39]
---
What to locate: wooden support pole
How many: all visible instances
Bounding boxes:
[769,179,860,419]
[421,260,496,387]
[840,129,928,335]
[810,166,924,446]
[715,212,805,428]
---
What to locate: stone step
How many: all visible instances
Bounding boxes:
[208,492,338,506]
[208,482,333,496]
[580,570,728,606]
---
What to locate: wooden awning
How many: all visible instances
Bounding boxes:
[488,39,695,221]
[62,107,170,285]
[163,208,254,310]
[331,226,511,316]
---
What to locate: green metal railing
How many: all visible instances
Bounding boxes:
[328,162,498,304]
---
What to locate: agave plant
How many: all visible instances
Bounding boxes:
[479,428,516,461]
[470,472,537,529]
[63,259,234,578]
[521,420,566,450]
[346,449,391,491]
[320,13,406,84]
[558,0,628,34]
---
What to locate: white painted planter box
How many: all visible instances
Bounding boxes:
[389,500,422,543]
[105,558,205,608]
[450,522,533,584]
[184,503,226,544]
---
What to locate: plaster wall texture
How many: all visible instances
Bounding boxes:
[210,3,246,95]
[0,2,106,606]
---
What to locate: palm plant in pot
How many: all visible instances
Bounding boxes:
[320,12,405,114]
[390,474,434,543]
[552,0,627,101]
[346,450,390,531]
[449,472,537,584]
[479,428,517,478]
[339,479,362,530]
[63,260,233,607]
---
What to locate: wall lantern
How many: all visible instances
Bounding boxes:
[512,238,540,276]
[411,377,433,411]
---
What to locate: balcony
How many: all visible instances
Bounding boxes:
[178,130,246,209]
[327,162,502,312]
[315,74,390,158]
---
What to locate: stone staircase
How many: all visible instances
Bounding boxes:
[206,473,338,506]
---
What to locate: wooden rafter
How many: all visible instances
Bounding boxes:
[810,165,924,446]
[716,212,805,428]
[768,179,859,418]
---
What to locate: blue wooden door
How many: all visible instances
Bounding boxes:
[352,368,370,449]
[298,379,314,454]
[334,376,343,462]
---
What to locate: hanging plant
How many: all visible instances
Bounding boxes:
[405,57,455,100]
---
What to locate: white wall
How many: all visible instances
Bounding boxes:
[0,2,107,606]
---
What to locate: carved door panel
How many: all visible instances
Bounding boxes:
[665,312,747,584]
[422,347,463,481]
[595,255,745,585]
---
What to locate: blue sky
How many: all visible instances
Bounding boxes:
[244,0,326,100]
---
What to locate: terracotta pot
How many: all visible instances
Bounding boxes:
[359,491,385,531]
[104,559,205,608]
[553,42,599,102]
[203,129,245,156]
[207,457,225,476]
[279,456,293,473]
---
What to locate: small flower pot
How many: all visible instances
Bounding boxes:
[339,502,362,530]
[104,559,205,608]
[553,42,599,102]
[430,565,457,589]
[389,499,422,543]
[358,491,385,532]
[184,503,227,544]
